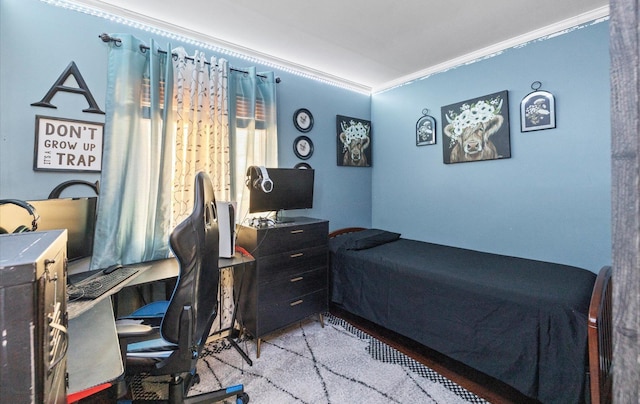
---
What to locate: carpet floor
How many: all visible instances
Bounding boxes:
[130,313,488,403]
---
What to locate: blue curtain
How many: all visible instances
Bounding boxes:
[229,68,278,216]
[91,34,174,269]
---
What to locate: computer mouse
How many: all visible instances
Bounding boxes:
[103,264,123,274]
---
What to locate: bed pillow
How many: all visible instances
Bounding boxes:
[343,229,401,250]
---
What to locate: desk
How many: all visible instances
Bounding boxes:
[66,255,254,396]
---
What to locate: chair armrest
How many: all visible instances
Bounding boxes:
[116,322,154,338]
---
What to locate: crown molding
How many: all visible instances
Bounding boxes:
[43,1,608,96]
[41,0,373,94]
[372,5,610,94]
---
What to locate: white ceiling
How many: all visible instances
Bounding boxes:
[69,0,609,93]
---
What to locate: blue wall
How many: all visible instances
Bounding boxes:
[0,0,372,231]
[1,1,611,271]
[371,21,611,272]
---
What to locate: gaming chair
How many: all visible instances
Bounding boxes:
[115,172,248,403]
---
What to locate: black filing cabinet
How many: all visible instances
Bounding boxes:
[0,230,68,404]
[236,217,328,357]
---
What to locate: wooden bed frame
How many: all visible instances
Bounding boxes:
[588,264,613,404]
[329,227,613,404]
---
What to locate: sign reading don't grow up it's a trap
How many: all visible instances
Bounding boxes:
[33,115,103,172]
[31,61,105,173]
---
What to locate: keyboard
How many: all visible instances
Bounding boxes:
[67,266,139,300]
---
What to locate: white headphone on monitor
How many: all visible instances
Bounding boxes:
[245,165,273,193]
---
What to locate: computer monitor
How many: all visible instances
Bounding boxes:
[248,168,314,214]
[0,197,97,262]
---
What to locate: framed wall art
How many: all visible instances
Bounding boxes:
[521,81,556,132]
[416,108,436,146]
[441,90,511,164]
[293,135,314,160]
[293,108,313,132]
[33,115,104,172]
[336,115,371,167]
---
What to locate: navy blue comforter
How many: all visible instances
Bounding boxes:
[330,229,596,404]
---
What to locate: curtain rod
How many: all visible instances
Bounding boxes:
[99,34,280,83]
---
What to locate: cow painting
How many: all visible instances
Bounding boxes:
[444,115,502,163]
[441,91,511,164]
[337,116,371,167]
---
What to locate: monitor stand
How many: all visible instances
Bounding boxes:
[275,210,294,224]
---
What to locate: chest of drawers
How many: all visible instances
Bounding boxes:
[236,217,328,357]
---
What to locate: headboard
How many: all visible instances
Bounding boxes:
[328,227,366,238]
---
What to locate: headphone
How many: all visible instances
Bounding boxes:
[245,166,273,193]
[0,199,39,234]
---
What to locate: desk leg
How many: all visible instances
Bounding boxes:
[207,263,254,366]
[228,337,253,366]
[256,338,262,359]
[228,262,253,366]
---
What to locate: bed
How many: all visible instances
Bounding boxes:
[329,227,612,404]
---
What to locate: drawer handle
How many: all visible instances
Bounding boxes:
[290,299,304,306]
[290,276,304,282]
[290,252,304,258]
[290,229,304,234]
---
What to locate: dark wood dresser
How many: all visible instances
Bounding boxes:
[236,217,329,357]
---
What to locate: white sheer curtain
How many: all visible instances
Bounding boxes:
[171,48,231,225]
[170,48,236,331]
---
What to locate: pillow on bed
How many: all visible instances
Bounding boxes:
[342,229,401,250]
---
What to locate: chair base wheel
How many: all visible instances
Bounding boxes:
[236,392,249,404]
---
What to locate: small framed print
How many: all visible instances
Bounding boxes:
[293,135,314,160]
[416,111,436,146]
[521,82,556,132]
[293,108,313,132]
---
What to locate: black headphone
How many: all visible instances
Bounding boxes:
[245,166,273,193]
[0,199,39,234]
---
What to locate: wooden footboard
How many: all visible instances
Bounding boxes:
[588,265,613,404]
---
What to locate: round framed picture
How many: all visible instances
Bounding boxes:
[294,162,312,169]
[293,108,313,132]
[293,135,314,160]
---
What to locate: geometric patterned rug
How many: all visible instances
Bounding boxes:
[130,313,488,403]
